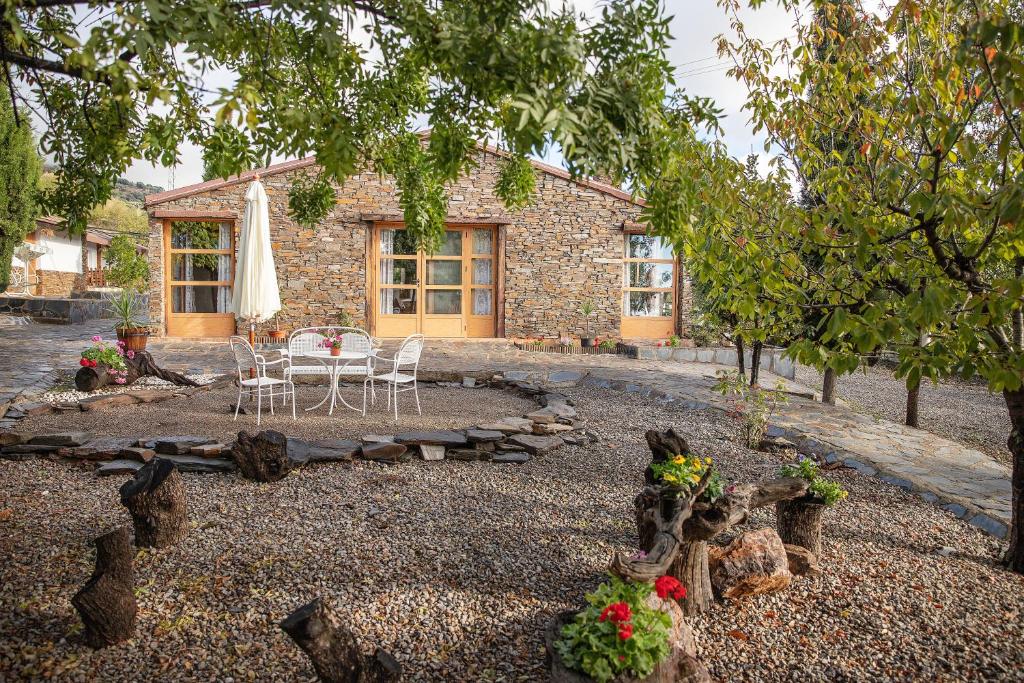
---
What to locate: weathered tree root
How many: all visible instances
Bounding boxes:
[119,458,189,548]
[71,527,137,648]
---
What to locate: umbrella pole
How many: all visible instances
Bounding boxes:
[248,321,256,383]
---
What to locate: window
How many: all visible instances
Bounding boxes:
[623,234,675,318]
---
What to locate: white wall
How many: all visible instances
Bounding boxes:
[86,243,98,269]
[36,231,82,273]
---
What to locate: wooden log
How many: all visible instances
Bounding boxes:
[669,540,712,617]
[71,527,137,648]
[281,598,402,683]
[776,498,826,556]
[75,350,199,392]
[231,430,294,482]
[119,458,189,548]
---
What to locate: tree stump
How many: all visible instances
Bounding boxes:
[71,527,137,648]
[776,498,825,556]
[119,458,189,548]
[670,540,712,617]
[231,430,294,482]
[281,598,402,683]
[75,351,199,392]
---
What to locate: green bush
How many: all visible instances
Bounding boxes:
[105,234,149,290]
[779,457,848,506]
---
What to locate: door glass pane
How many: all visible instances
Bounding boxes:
[426,290,462,314]
[379,229,418,256]
[436,231,462,256]
[426,260,461,285]
[171,221,230,250]
[626,262,674,288]
[626,234,673,260]
[172,285,231,313]
[379,259,418,285]
[472,289,493,315]
[172,254,231,282]
[624,291,673,317]
[472,229,493,255]
[380,289,417,315]
[472,258,492,285]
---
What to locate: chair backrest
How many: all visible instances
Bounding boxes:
[229,335,259,381]
[338,327,373,354]
[288,328,328,355]
[395,334,424,369]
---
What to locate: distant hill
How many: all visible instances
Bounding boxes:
[42,165,163,207]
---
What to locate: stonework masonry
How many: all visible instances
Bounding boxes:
[146,149,692,339]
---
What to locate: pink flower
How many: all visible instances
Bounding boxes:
[115,377,127,384]
[126,350,135,359]
[91,335,101,342]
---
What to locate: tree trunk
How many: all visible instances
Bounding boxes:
[670,540,711,617]
[735,336,745,377]
[775,499,825,557]
[821,367,837,405]
[749,341,763,386]
[281,598,402,683]
[75,350,199,392]
[119,459,189,548]
[231,430,294,482]
[905,377,921,428]
[71,527,137,648]
[1005,388,1024,574]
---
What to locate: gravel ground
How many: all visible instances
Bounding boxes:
[15,384,536,444]
[1,387,1022,681]
[39,373,222,405]
[796,364,1012,466]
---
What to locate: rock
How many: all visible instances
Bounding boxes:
[286,438,312,465]
[307,439,360,462]
[130,390,174,404]
[496,443,527,452]
[462,377,477,388]
[708,528,792,599]
[79,394,139,411]
[447,449,486,462]
[492,452,530,464]
[419,444,445,461]
[933,546,956,557]
[525,409,557,424]
[533,422,575,435]
[13,401,52,417]
[465,429,504,443]
[160,455,237,474]
[190,443,226,458]
[153,436,216,455]
[477,417,533,434]
[394,430,467,446]
[526,403,577,423]
[29,432,93,447]
[96,459,144,476]
[118,447,156,463]
[1,443,60,459]
[759,435,798,452]
[783,543,822,576]
[0,432,26,447]
[506,434,563,455]
[546,370,584,384]
[359,442,408,464]
[361,434,395,444]
[539,393,573,407]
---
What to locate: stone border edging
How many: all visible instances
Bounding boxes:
[619,344,797,380]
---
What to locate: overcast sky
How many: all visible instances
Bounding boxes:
[121,0,795,190]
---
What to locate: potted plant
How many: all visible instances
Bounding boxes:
[268,309,288,341]
[106,289,149,352]
[579,300,595,347]
[775,456,848,556]
[320,329,344,356]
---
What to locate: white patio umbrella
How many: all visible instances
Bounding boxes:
[232,176,281,346]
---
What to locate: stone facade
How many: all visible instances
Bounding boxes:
[35,269,80,297]
[145,148,692,339]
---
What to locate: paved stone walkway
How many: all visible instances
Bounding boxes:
[0,322,1011,538]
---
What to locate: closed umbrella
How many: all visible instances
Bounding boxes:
[232,176,281,346]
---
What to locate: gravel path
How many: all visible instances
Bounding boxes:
[1,386,1022,681]
[796,364,1012,466]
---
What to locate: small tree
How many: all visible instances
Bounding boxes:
[0,83,42,292]
[105,234,149,291]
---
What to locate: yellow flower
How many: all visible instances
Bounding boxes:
[663,474,678,483]
[673,455,685,465]
[690,474,700,483]
[705,457,713,465]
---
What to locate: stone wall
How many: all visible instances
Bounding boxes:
[147,150,687,339]
[36,269,79,297]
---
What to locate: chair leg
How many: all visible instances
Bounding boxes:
[269,385,275,415]
[362,379,368,416]
[393,381,399,422]
[290,382,296,420]
[413,380,421,415]
[234,386,242,421]
[256,388,262,426]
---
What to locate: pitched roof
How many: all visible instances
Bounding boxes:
[144,136,643,208]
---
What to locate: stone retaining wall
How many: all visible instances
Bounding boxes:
[622,344,797,380]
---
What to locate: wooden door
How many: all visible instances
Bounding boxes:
[620,233,677,339]
[164,220,236,337]
[372,225,496,338]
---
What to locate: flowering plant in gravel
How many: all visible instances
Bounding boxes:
[554,574,677,682]
[779,456,848,506]
[80,336,131,383]
[650,453,724,502]
[715,369,788,449]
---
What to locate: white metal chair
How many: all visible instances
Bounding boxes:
[230,335,296,425]
[363,334,424,421]
[281,327,377,382]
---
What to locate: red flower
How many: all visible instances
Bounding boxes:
[89,359,98,368]
[79,358,89,367]
[618,623,634,640]
[655,575,687,601]
[656,342,663,347]
[598,602,632,624]
[618,655,626,662]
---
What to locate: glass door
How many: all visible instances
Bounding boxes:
[421,230,464,337]
[165,220,236,337]
[621,233,676,339]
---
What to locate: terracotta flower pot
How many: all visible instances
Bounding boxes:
[330,346,341,357]
[268,329,287,341]
[116,327,149,352]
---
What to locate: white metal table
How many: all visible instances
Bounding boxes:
[297,349,373,415]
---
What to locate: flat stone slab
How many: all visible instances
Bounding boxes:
[1,443,61,458]
[419,444,445,461]
[394,430,467,446]
[130,390,175,404]
[307,439,360,462]
[506,434,563,455]
[79,394,138,411]
[477,417,533,434]
[362,434,395,444]
[546,370,584,384]
[447,448,487,461]
[191,443,226,458]
[96,459,144,476]
[465,429,504,443]
[12,401,52,417]
[359,442,408,464]
[160,455,236,473]
[0,432,26,447]
[150,436,217,455]
[534,423,575,435]
[286,438,312,465]
[29,431,93,447]
[492,452,530,464]
[118,447,156,463]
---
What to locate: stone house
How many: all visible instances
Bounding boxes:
[143,140,691,341]
[5,217,112,297]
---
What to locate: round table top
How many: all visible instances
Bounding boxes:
[298,349,372,360]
